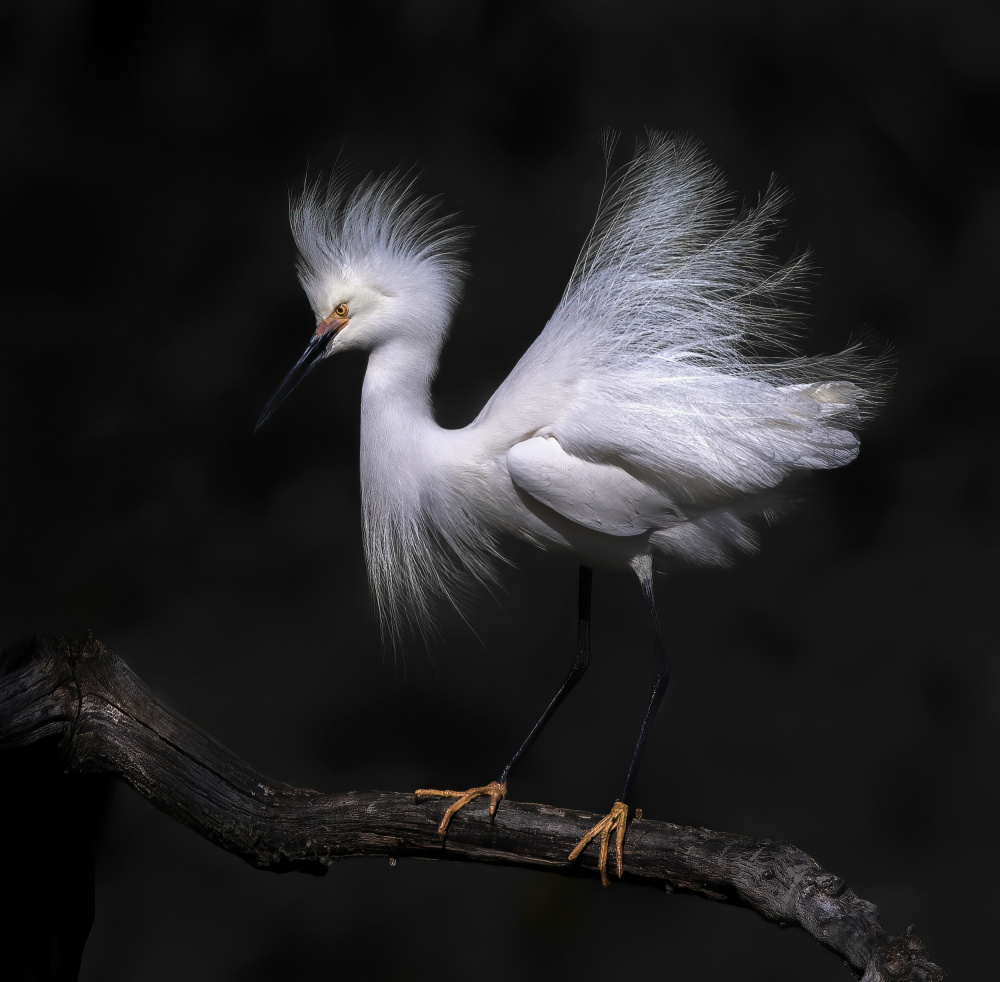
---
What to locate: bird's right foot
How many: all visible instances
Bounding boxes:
[414,780,507,836]
[568,799,629,888]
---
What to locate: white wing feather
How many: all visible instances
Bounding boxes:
[477,133,882,512]
[507,435,685,536]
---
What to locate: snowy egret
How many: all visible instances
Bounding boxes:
[257,133,885,885]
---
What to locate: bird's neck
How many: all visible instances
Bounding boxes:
[356,337,501,642]
[359,339,445,493]
[361,338,440,425]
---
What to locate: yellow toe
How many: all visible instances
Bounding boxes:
[568,800,629,887]
[415,780,507,835]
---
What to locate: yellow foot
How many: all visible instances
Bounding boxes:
[568,800,630,888]
[414,780,507,836]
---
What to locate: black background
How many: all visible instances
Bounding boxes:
[2,2,996,979]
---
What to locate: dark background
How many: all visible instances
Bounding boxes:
[2,1,996,979]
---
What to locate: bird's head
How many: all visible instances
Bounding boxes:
[256,171,466,430]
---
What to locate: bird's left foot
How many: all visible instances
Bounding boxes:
[568,800,630,888]
[414,780,507,836]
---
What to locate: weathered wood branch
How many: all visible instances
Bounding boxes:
[0,634,943,981]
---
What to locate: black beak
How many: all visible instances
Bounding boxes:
[255,331,335,431]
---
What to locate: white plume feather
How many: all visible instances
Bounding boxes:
[479,133,886,538]
[292,169,467,326]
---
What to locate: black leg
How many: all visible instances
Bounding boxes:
[415,566,594,836]
[499,565,593,785]
[619,563,670,803]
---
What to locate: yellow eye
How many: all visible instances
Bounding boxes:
[334,303,349,318]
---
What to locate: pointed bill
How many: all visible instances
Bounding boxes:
[255,312,348,431]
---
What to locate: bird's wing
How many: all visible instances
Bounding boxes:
[506,435,685,536]
[550,371,863,506]
[474,134,876,505]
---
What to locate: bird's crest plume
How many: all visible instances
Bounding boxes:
[291,168,468,321]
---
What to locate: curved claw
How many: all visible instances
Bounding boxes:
[414,780,507,836]
[568,800,630,887]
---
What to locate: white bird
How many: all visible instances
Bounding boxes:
[257,133,885,886]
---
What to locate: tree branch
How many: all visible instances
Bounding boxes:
[0,634,943,981]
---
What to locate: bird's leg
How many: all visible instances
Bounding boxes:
[569,556,669,886]
[620,562,669,806]
[415,566,593,836]
[497,564,593,786]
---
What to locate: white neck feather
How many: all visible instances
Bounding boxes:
[357,331,502,644]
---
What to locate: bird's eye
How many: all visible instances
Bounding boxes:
[334,303,349,318]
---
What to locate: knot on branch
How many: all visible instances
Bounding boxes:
[813,872,846,897]
[869,926,944,982]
